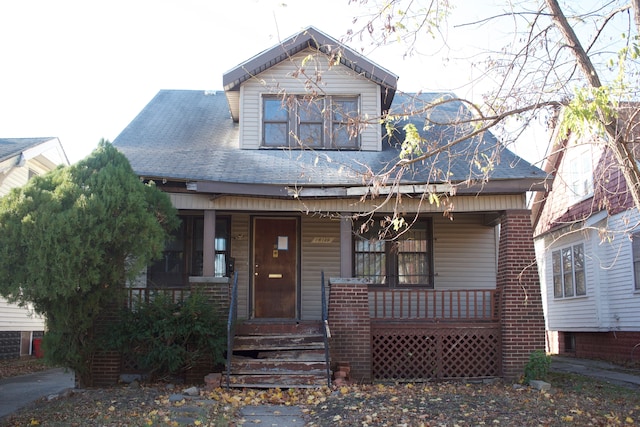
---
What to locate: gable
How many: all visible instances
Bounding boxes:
[237,49,382,151]
[223,26,397,122]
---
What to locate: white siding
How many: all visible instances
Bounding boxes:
[230,214,251,319]
[0,298,45,332]
[537,208,640,333]
[598,210,640,331]
[538,227,601,331]
[300,216,341,320]
[240,50,382,151]
[433,215,497,290]
[0,166,29,197]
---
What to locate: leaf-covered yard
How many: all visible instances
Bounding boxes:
[2,366,639,426]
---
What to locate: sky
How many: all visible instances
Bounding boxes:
[0,0,544,164]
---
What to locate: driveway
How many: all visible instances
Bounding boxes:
[0,368,75,419]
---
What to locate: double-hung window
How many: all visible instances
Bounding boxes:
[354,219,433,287]
[552,243,586,298]
[262,95,360,149]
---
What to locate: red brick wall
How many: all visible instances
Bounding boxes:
[558,331,640,363]
[498,210,546,379]
[328,280,371,383]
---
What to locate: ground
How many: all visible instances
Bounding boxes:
[1,358,639,426]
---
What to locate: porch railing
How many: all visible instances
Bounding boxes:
[321,271,331,387]
[369,288,499,322]
[125,287,190,309]
[225,272,239,388]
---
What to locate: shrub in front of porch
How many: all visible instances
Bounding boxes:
[107,292,226,382]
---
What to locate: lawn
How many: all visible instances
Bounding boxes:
[1,358,639,426]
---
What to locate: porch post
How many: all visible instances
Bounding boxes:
[203,210,216,277]
[328,278,371,383]
[339,216,352,277]
[497,209,545,380]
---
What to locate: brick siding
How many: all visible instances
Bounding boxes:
[498,210,546,379]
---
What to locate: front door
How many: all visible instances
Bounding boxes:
[253,217,298,318]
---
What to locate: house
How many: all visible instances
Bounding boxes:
[106,27,548,387]
[532,105,640,363]
[0,137,70,359]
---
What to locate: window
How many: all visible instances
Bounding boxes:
[354,219,433,287]
[552,243,586,298]
[565,145,593,201]
[262,95,360,149]
[632,233,640,291]
[148,215,231,287]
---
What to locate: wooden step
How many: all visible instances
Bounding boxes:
[231,358,327,375]
[256,349,326,361]
[233,334,324,351]
[227,373,329,388]
[236,321,322,336]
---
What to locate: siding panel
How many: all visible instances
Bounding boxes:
[300,216,341,320]
[433,215,497,290]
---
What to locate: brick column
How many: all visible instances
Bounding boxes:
[497,210,546,380]
[328,278,371,383]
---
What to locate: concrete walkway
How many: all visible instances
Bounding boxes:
[0,368,75,420]
[551,355,640,389]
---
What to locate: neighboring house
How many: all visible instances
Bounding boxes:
[0,137,70,359]
[532,104,640,363]
[105,27,548,387]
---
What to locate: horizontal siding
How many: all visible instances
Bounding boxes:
[0,167,28,197]
[230,214,251,319]
[433,215,497,290]
[597,211,640,331]
[209,194,526,213]
[537,208,640,332]
[300,216,341,320]
[240,49,381,150]
[0,298,45,331]
[538,228,600,330]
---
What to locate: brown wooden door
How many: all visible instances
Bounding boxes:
[253,217,298,318]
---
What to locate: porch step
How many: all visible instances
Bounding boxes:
[233,334,324,351]
[227,322,330,389]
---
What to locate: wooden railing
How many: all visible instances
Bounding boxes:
[369,288,499,322]
[125,287,190,309]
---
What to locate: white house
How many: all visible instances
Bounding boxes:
[532,106,640,363]
[0,137,70,359]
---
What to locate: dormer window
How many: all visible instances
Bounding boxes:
[262,95,360,149]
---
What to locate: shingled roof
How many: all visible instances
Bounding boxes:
[114,89,546,196]
[0,138,57,162]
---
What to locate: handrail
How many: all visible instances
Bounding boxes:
[321,271,331,387]
[225,272,239,388]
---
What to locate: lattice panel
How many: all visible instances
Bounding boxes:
[372,332,438,380]
[372,324,500,380]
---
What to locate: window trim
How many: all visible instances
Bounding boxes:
[261,95,361,149]
[353,218,434,288]
[552,243,587,299]
[631,232,640,291]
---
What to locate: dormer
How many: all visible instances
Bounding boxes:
[222,26,398,152]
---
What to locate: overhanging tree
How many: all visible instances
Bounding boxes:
[0,140,178,387]
[324,1,640,219]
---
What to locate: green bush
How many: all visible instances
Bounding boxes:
[524,349,551,383]
[108,291,226,381]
